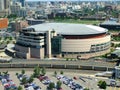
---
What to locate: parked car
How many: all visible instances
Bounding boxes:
[33,86,41,90]
[38,76,48,81]
[73,76,77,80]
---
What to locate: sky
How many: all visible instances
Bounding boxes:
[26,0,118,1]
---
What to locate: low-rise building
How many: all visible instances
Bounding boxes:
[15,28,45,59]
[0,18,8,31]
[11,20,28,32]
[115,66,120,79]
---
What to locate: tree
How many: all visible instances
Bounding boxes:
[84,88,89,90]
[60,71,64,75]
[54,71,57,77]
[3,71,8,75]
[21,69,25,75]
[33,66,41,78]
[18,86,23,90]
[6,40,10,44]
[41,67,46,76]
[21,77,27,85]
[47,82,55,90]
[98,80,107,89]
[9,37,13,40]
[16,73,18,76]
[28,76,34,83]
[56,81,62,89]
[7,14,17,19]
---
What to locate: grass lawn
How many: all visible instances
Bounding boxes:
[52,19,103,25]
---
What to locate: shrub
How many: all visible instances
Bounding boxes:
[98,80,107,89]
[56,81,62,89]
[41,67,46,76]
[21,69,25,75]
[54,71,57,76]
[60,71,64,75]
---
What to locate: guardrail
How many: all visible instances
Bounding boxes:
[0,63,114,71]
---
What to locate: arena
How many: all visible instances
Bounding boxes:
[15,23,111,59]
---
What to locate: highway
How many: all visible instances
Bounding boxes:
[0,58,116,71]
[11,58,116,68]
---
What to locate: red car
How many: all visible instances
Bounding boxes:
[38,76,48,81]
[73,77,77,80]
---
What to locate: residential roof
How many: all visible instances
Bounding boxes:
[27,23,108,35]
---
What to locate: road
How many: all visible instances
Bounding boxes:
[11,58,116,68]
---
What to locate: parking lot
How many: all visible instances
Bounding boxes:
[0,69,120,90]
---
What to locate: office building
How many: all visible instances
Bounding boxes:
[19,0,25,7]
[11,20,28,32]
[115,66,120,79]
[0,0,4,11]
[10,2,26,17]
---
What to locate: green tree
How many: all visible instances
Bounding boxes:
[12,41,16,44]
[56,81,62,89]
[33,66,41,78]
[84,88,89,90]
[18,86,23,90]
[60,71,64,75]
[21,77,28,85]
[54,71,57,77]
[47,82,55,90]
[3,71,8,75]
[98,80,107,89]
[9,37,13,40]
[6,40,10,44]
[66,58,69,61]
[41,67,46,76]
[16,73,18,76]
[28,76,34,83]
[21,69,25,75]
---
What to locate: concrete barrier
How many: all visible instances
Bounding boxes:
[80,66,93,70]
[0,64,11,68]
[52,65,65,69]
[94,66,107,71]
[25,64,38,68]
[66,65,79,69]
[39,64,52,68]
[0,63,114,71]
[12,64,24,68]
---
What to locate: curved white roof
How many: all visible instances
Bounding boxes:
[27,23,108,35]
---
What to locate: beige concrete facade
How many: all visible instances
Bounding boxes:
[11,20,28,32]
[15,45,44,59]
[61,34,111,59]
[61,35,110,52]
[46,30,51,58]
[63,49,110,59]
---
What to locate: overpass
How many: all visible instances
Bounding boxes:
[0,58,116,71]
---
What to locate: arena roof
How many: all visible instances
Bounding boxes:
[27,23,108,35]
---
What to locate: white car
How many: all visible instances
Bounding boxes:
[25,86,34,90]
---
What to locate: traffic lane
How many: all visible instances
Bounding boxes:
[11,59,115,67]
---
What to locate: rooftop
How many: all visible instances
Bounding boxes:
[27,23,108,35]
[100,20,120,25]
